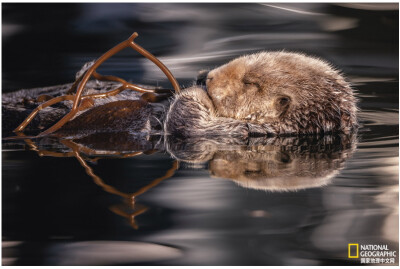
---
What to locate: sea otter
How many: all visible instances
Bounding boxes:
[165,51,358,137]
[3,52,357,138]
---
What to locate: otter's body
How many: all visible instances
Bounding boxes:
[165,51,357,137]
[3,52,357,138]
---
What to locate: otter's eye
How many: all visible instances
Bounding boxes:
[278,97,290,106]
[244,82,255,86]
[243,80,260,89]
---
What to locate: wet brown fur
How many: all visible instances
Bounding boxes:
[165,51,358,137]
[57,100,152,136]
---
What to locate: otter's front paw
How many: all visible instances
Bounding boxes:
[165,86,250,138]
[247,122,276,136]
[234,122,249,139]
[165,87,215,137]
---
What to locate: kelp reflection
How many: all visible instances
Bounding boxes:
[18,132,177,230]
[18,132,357,229]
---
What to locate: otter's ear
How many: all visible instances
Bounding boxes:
[275,96,291,115]
[196,69,210,86]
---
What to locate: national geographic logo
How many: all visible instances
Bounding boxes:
[348,243,359,258]
[348,243,397,264]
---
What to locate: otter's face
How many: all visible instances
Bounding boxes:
[205,56,293,124]
[205,52,357,134]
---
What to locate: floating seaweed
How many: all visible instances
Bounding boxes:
[10,32,180,138]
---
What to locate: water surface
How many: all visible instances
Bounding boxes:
[2,3,398,266]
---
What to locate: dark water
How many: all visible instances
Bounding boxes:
[2,3,399,266]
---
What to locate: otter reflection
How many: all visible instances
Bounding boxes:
[166,134,357,191]
[15,132,357,230]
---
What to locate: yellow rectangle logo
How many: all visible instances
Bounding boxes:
[348,243,359,258]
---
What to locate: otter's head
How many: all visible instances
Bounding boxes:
[205,52,358,134]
